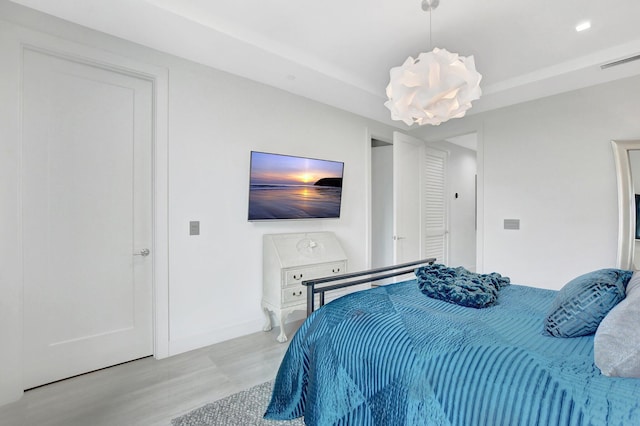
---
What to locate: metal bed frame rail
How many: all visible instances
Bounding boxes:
[302,258,436,316]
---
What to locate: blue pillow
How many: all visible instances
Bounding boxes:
[543,268,632,338]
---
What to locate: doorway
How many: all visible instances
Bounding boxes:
[21,48,154,389]
[369,132,477,270]
[371,138,393,268]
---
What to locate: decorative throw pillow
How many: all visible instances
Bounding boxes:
[594,271,640,377]
[543,268,632,338]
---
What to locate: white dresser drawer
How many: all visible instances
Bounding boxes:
[282,286,306,305]
[283,261,345,288]
[283,270,306,285]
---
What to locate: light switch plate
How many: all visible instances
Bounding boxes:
[190,221,200,235]
[504,219,520,230]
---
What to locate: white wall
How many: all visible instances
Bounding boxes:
[0,2,396,405]
[371,144,393,268]
[413,74,640,289]
[166,59,391,351]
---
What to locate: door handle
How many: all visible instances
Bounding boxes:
[393,236,405,241]
[134,248,150,257]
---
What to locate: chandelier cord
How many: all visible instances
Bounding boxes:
[429,8,432,50]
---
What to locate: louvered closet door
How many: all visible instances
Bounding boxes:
[423,147,448,264]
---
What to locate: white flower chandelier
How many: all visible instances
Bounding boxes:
[384,0,482,126]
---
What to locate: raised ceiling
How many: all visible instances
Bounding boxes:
[9,0,640,128]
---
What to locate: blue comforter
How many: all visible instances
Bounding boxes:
[265,281,640,425]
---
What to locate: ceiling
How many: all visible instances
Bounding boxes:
[9,0,640,128]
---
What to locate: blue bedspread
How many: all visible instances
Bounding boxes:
[265,281,640,425]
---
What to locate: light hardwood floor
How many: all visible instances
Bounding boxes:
[0,322,302,426]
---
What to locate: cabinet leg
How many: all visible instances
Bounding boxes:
[262,305,273,332]
[276,331,288,343]
[276,310,291,343]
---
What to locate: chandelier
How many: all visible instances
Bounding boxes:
[384,0,482,126]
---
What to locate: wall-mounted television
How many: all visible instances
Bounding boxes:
[248,151,344,221]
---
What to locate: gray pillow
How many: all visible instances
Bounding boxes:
[594,271,640,377]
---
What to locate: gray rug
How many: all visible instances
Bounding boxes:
[171,381,305,426]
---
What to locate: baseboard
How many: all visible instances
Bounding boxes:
[168,318,264,356]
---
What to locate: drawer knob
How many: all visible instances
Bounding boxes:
[293,274,303,280]
[292,290,303,296]
[332,268,340,273]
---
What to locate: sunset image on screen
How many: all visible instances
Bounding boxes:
[248,152,344,220]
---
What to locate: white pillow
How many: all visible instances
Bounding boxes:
[594,270,640,377]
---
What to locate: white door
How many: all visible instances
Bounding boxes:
[393,132,423,264]
[22,49,153,389]
[423,147,449,264]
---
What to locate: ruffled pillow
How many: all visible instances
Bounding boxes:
[543,269,632,338]
[594,271,640,377]
[415,264,510,308]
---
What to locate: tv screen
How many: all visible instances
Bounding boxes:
[636,194,640,239]
[248,151,344,221]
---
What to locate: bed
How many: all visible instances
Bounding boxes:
[264,263,640,425]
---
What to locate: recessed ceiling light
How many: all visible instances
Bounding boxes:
[576,21,591,32]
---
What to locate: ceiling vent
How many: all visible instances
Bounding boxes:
[601,54,640,70]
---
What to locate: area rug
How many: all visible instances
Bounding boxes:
[171,380,305,426]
